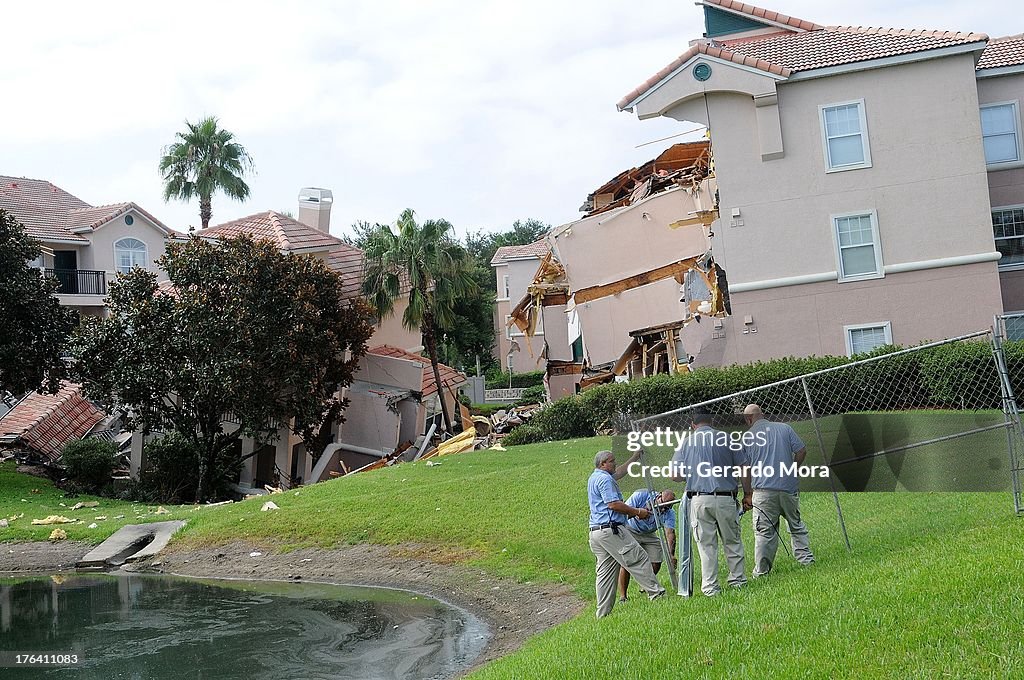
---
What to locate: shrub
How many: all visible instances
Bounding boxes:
[530,396,596,440]
[60,439,117,492]
[503,424,546,446]
[138,432,203,504]
[516,384,546,406]
[485,370,545,390]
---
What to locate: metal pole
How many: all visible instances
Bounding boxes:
[640,448,677,591]
[991,318,1024,515]
[801,377,852,552]
[677,494,693,597]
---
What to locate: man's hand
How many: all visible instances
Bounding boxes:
[636,508,650,520]
[742,495,753,512]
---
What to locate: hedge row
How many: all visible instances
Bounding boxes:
[504,340,1024,444]
[485,370,545,389]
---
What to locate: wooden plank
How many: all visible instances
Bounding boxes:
[573,257,701,304]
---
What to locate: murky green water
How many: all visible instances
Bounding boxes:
[0,573,487,679]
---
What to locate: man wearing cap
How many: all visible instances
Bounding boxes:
[588,450,666,618]
[743,404,815,576]
[671,410,752,596]
[618,488,676,601]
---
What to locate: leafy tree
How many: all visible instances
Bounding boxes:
[72,235,375,501]
[159,116,254,229]
[342,220,383,249]
[0,209,76,395]
[362,209,477,433]
[465,218,550,267]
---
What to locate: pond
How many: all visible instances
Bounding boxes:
[0,573,488,679]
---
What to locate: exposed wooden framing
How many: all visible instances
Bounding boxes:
[666,328,679,372]
[548,361,583,376]
[573,256,702,305]
[541,293,569,306]
[669,209,718,229]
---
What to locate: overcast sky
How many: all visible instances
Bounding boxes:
[1,1,1014,239]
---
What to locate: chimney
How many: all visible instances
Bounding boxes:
[297,187,333,232]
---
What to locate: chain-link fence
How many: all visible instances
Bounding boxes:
[617,327,1023,564]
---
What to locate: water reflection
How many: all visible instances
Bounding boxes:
[0,574,487,680]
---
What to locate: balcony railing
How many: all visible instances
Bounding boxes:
[45,269,106,295]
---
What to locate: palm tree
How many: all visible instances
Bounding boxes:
[362,209,477,434]
[159,117,253,229]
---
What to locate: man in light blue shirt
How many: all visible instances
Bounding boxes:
[671,410,751,596]
[587,450,665,618]
[618,488,676,601]
[744,404,815,576]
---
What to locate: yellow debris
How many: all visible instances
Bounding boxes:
[48,528,67,541]
[31,515,75,525]
[436,428,475,457]
[154,506,170,515]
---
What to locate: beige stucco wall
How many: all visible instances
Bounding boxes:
[76,210,171,281]
[493,257,546,374]
[690,262,1000,364]
[372,294,422,351]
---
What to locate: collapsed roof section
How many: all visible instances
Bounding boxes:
[508,140,729,389]
[0,383,106,462]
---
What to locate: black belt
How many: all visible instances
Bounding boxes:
[589,522,622,532]
[686,491,737,498]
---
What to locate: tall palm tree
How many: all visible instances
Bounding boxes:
[362,209,477,434]
[159,117,253,229]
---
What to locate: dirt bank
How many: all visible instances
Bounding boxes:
[0,539,586,673]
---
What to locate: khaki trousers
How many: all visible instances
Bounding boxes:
[690,495,746,596]
[589,526,665,618]
[752,489,814,577]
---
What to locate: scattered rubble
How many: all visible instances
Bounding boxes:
[261,501,279,512]
[48,528,67,541]
[31,515,75,525]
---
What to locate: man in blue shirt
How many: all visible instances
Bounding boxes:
[618,488,676,601]
[671,410,752,596]
[588,450,666,618]
[743,404,815,576]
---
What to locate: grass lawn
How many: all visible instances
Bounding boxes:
[3,437,1022,677]
[0,461,191,544]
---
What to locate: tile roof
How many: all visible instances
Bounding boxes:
[0,175,90,242]
[618,22,988,111]
[702,0,821,32]
[324,243,414,300]
[0,175,179,242]
[367,345,466,397]
[978,34,1024,70]
[491,240,550,265]
[0,383,105,462]
[198,211,345,252]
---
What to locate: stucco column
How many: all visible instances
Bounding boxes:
[239,437,255,487]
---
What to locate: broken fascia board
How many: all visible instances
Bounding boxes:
[550,180,715,293]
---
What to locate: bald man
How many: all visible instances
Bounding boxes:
[743,404,815,576]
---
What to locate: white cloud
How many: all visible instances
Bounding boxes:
[0,0,1015,238]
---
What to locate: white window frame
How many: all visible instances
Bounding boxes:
[831,210,884,282]
[992,204,1024,271]
[980,100,1022,168]
[844,322,892,357]
[113,238,148,274]
[504,314,514,340]
[819,99,872,173]
[502,274,510,300]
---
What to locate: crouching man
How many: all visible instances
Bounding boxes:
[588,450,665,618]
[618,489,676,602]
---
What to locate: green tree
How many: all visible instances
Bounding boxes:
[72,235,375,502]
[465,218,550,267]
[159,116,254,229]
[0,209,76,396]
[362,209,477,434]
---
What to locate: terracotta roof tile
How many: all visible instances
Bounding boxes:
[0,175,90,242]
[199,211,345,252]
[618,25,988,111]
[491,240,550,265]
[978,34,1024,70]
[0,383,105,461]
[367,345,466,397]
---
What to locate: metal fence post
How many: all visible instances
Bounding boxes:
[991,316,1024,515]
[801,377,853,551]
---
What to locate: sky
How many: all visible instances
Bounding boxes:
[0,1,1015,240]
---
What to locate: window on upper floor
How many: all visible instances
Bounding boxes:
[502,274,510,300]
[504,314,513,340]
[981,102,1021,166]
[832,211,883,282]
[820,100,872,172]
[993,206,1024,270]
[845,322,892,357]
[114,238,148,274]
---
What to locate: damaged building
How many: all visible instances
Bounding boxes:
[505,140,730,394]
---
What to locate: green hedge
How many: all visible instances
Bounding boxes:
[504,340,1024,444]
[515,384,546,406]
[485,370,545,389]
